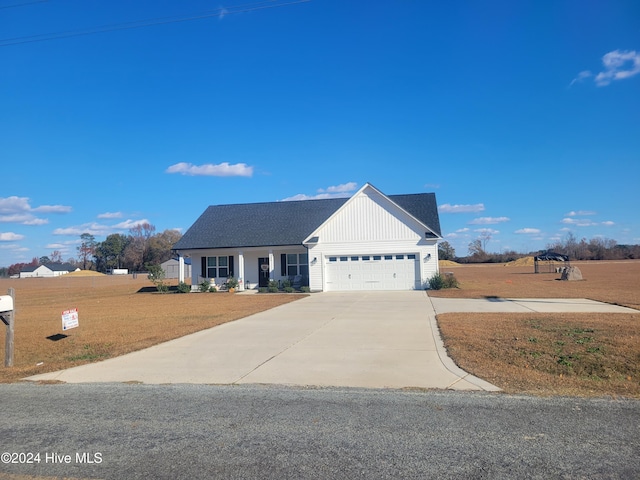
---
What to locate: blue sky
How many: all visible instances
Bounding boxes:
[1,0,638,267]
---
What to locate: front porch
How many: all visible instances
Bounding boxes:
[176,246,310,291]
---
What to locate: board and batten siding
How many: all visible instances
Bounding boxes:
[306,188,439,291]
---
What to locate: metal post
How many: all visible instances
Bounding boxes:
[3,288,15,367]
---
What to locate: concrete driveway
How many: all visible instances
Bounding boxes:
[26,291,498,391]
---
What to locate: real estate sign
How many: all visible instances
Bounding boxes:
[62,308,79,331]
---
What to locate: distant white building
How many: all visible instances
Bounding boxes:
[20,263,80,278]
[161,258,192,279]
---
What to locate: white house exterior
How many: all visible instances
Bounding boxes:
[172,183,442,292]
[20,263,80,278]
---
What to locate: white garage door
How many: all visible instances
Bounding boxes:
[325,254,419,291]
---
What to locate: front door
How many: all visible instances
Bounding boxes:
[258,257,270,287]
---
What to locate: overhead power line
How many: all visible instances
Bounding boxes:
[0,0,310,47]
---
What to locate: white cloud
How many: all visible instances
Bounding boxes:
[0,232,24,241]
[569,70,593,86]
[572,50,640,87]
[53,218,150,237]
[438,203,485,214]
[166,162,253,177]
[474,228,500,235]
[281,193,342,201]
[32,204,72,214]
[98,212,123,219]
[318,182,358,194]
[0,196,71,225]
[561,218,597,227]
[45,243,68,249]
[23,218,49,226]
[601,220,615,226]
[0,196,31,214]
[566,210,597,217]
[515,228,541,234]
[282,182,359,201]
[113,219,151,230]
[469,216,510,225]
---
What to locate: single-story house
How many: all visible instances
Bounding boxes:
[20,263,80,278]
[161,257,192,279]
[172,183,442,292]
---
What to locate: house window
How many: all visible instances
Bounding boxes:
[286,253,309,276]
[407,254,416,260]
[206,256,229,278]
[373,255,382,261]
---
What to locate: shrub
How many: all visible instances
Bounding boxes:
[147,264,168,293]
[176,282,191,294]
[300,286,311,293]
[267,280,280,293]
[428,273,445,290]
[282,278,292,289]
[283,286,295,293]
[199,280,211,293]
[428,272,459,290]
[258,287,268,293]
[443,272,459,289]
[225,276,239,290]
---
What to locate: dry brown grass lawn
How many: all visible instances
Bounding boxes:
[432,260,640,398]
[0,275,302,383]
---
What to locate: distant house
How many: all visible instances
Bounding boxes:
[20,263,80,278]
[172,183,442,292]
[161,257,192,279]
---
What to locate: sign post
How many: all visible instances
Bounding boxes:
[1,288,15,367]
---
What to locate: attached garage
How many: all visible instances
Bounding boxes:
[324,254,419,291]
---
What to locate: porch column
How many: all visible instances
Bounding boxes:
[238,252,245,291]
[178,256,185,283]
[268,250,274,280]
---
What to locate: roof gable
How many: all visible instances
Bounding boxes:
[173,184,441,251]
[303,183,440,244]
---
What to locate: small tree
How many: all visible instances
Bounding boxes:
[438,241,456,261]
[147,264,168,293]
[77,233,97,270]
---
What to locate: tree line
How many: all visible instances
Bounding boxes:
[438,232,640,264]
[2,222,181,277]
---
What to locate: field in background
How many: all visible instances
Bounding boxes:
[433,260,640,397]
[0,275,301,383]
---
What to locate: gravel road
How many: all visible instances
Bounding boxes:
[1,383,638,479]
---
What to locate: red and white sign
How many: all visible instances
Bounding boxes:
[62,308,79,331]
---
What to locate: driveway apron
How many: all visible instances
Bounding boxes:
[26,291,496,391]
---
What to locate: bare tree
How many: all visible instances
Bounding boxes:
[124,223,156,272]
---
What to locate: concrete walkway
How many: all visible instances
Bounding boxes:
[26,291,498,392]
[429,297,638,314]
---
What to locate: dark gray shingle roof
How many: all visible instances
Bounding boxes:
[173,192,441,251]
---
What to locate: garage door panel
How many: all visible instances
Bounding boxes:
[325,254,418,291]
